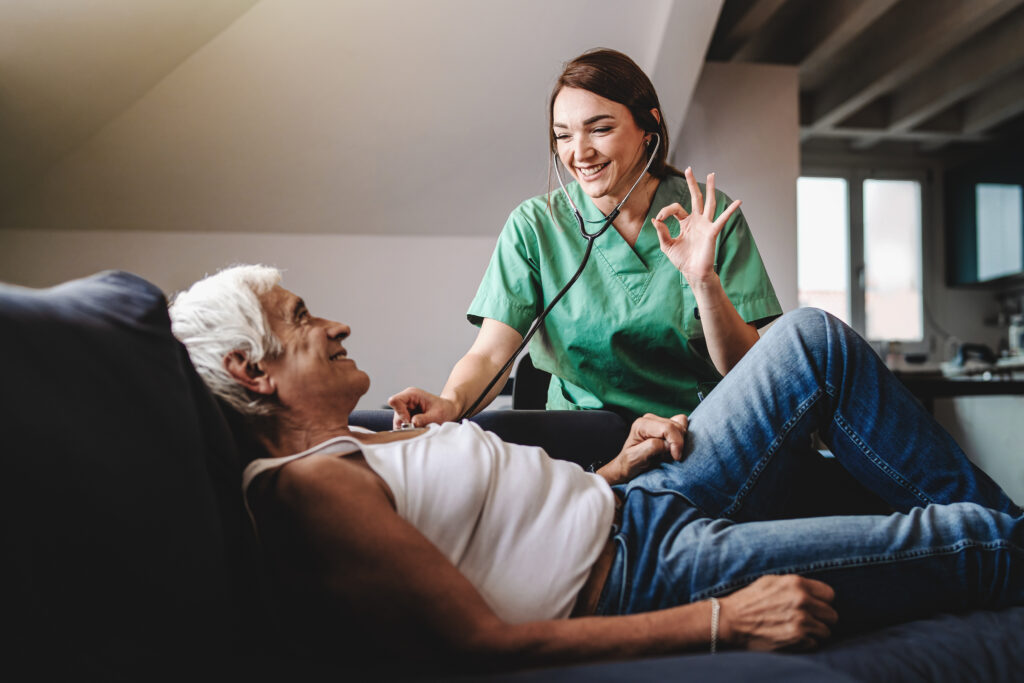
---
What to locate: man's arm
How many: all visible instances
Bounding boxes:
[597,413,689,486]
[267,455,837,673]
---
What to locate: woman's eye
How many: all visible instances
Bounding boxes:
[593,127,611,134]
[554,133,570,141]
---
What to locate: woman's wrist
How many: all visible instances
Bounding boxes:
[682,270,722,292]
[437,392,465,420]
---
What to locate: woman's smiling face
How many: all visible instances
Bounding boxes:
[551,86,652,203]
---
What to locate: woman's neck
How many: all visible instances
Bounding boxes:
[592,172,659,247]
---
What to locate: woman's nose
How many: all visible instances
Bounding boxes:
[572,136,593,161]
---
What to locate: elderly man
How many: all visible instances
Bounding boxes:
[168,264,1022,673]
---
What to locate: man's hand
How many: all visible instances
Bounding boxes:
[720,575,838,651]
[598,413,688,485]
[388,387,459,429]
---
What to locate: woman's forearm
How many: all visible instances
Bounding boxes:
[440,318,524,418]
[688,273,760,375]
[440,352,514,418]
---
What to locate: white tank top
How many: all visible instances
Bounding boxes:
[242,421,616,623]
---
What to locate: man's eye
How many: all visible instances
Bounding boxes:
[593,127,611,134]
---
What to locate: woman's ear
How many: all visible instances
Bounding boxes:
[224,351,275,396]
[650,107,661,125]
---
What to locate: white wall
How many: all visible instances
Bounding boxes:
[673,61,800,311]
[0,228,495,411]
[935,396,1024,505]
[0,60,805,412]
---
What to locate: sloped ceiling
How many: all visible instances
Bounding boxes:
[0,0,259,201]
[0,0,723,235]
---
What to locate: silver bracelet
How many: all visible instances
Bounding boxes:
[710,597,720,654]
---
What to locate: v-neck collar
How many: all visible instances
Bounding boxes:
[568,179,670,304]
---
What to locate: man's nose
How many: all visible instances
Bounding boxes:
[326,321,350,340]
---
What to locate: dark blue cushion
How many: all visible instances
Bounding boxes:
[808,606,1024,682]
[0,271,251,677]
[472,651,859,682]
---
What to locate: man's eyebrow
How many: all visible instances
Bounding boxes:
[553,114,615,129]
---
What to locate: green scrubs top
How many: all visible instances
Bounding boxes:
[468,174,782,421]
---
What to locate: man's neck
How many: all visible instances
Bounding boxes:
[259,413,355,458]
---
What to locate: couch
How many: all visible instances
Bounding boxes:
[2,269,1021,681]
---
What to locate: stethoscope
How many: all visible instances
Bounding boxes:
[457,133,662,420]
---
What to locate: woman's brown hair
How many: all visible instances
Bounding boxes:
[548,48,683,182]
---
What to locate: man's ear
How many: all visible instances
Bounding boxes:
[224,351,275,396]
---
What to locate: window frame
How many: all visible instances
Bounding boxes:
[800,165,932,354]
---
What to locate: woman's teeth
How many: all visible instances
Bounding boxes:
[576,163,608,177]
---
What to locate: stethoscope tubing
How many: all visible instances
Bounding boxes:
[457,134,661,421]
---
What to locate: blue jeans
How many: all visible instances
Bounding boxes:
[595,308,1023,631]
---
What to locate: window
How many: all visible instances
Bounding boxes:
[797,177,850,324]
[863,179,923,342]
[975,183,1023,282]
[797,172,925,344]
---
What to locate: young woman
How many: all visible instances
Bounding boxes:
[391,48,781,426]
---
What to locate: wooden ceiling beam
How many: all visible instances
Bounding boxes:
[963,67,1024,134]
[886,9,1024,133]
[799,0,901,90]
[805,0,1024,135]
[849,15,1024,152]
[716,0,789,60]
[803,126,989,145]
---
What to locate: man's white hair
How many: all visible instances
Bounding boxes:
[169,264,283,417]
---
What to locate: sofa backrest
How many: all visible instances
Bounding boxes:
[350,409,629,467]
[0,271,258,677]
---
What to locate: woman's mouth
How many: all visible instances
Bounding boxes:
[575,162,609,179]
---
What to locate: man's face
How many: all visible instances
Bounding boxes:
[257,285,370,412]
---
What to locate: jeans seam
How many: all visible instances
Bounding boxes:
[832,412,934,506]
[692,539,1013,600]
[614,536,629,614]
[722,387,824,518]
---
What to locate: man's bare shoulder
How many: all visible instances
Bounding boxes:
[272,452,395,512]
